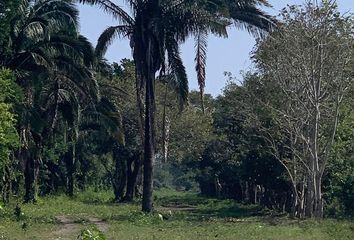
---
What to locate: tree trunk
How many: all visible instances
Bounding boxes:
[142,73,155,212]
[1,166,11,204]
[305,172,314,217]
[290,185,298,218]
[112,143,127,202]
[24,152,40,203]
[162,84,170,163]
[314,173,323,218]
[123,154,142,201]
[244,181,250,203]
[253,184,258,204]
[298,182,305,218]
[135,167,143,198]
[65,144,76,197]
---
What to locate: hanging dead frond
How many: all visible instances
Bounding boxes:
[194,30,207,113]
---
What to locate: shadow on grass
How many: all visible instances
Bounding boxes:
[155,192,210,206]
[155,192,268,222]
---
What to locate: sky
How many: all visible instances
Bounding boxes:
[77,0,353,96]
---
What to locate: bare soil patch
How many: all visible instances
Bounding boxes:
[52,215,108,239]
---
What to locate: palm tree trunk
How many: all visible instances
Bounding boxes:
[142,73,155,212]
[66,144,75,197]
[112,143,127,202]
[24,150,40,203]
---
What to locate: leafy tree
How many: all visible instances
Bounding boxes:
[325,82,354,217]
[0,69,21,203]
[201,78,287,207]
[253,2,353,218]
[154,89,215,190]
[95,59,142,201]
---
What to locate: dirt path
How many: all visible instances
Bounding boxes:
[52,215,109,239]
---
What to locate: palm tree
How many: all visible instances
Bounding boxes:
[1,0,98,201]
[78,0,276,212]
[28,31,99,198]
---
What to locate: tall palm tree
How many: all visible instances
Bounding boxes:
[78,0,276,212]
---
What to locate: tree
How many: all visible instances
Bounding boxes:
[96,59,142,201]
[253,2,353,218]
[204,78,287,206]
[325,80,354,217]
[79,0,276,212]
[0,69,21,203]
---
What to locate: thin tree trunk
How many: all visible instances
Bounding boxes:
[244,181,250,203]
[124,58,145,202]
[253,184,257,204]
[1,166,11,204]
[305,171,314,217]
[66,144,75,197]
[142,73,155,212]
[290,183,299,218]
[112,143,127,201]
[298,181,305,218]
[22,86,40,203]
[24,152,40,203]
[162,84,170,163]
[314,173,323,218]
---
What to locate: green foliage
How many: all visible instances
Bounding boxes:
[78,226,107,240]
[13,204,26,222]
[0,0,21,56]
[0,69,19,158]
[325,97,354,217]
[0,102,17,160]
[192,77,288,205]
[0,69,20,202]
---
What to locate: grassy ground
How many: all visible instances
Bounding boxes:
[0,189,353,240]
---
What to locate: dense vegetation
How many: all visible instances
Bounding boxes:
[0,0,353,238]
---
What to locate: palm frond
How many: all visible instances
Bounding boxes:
[32,0,79,29]
[77,35,95,67]
[166,36,188,107]
[194,30,207,111]
[54,59,99,102]
[23,18,47,41]
[80,97,124,144]
[95,25,131,58]
[163,1,228,43]
[228,1,277,36]
[77,0,134,25]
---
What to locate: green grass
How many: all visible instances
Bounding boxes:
[0,189,353,239]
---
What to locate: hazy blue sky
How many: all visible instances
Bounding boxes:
[77,0,353,96]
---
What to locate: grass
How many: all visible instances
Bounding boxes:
[0,189,353,239]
